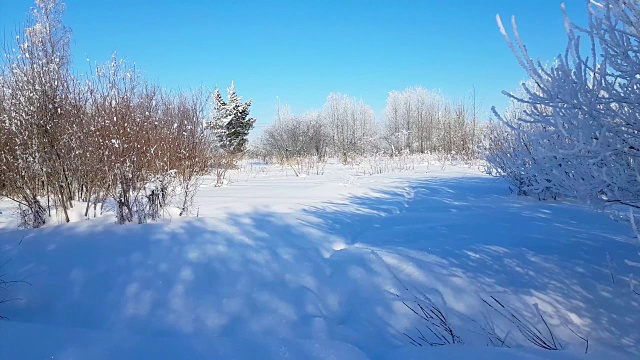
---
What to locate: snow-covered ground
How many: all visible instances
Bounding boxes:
[1,161,639,359]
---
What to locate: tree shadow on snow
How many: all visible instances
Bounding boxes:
[0,176,639,358]
[301,176,640,356]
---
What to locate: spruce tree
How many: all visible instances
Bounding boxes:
[206,82,256,155]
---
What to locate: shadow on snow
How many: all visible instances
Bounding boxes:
[1,176,638,358]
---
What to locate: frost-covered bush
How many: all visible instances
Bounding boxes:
[0,1,213,226]
[484,101,562,199]
[488,0,640,207]
[361,150,416,175]
[259,108,330,176]
[86,57,212,222]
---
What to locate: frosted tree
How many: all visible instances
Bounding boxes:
[322,93,376,162]
[384,87,446,154]
[383,86,476,158]
[205,82,256,185]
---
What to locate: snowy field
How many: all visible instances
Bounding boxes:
[1,161,639,359]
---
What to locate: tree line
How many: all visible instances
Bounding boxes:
[256,87,483,174]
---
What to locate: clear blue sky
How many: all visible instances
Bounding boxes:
[0,0,587,131]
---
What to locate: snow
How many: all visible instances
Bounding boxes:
[0,161,639,359]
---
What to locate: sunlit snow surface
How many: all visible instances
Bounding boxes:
[1,161,638,359]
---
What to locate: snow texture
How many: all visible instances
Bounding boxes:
[0,162,638,359]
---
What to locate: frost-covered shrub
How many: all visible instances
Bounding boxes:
[362,150,416,175]
[488,0,640,207]
[0,1,213,226]
[259,109,330,176]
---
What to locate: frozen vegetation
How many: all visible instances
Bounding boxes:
[2,0,640,359]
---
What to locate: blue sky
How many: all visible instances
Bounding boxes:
[0,0,587,130]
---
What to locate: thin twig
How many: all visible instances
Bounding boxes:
[565,325,589,354]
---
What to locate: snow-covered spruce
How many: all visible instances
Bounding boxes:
[205,82,256,186]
